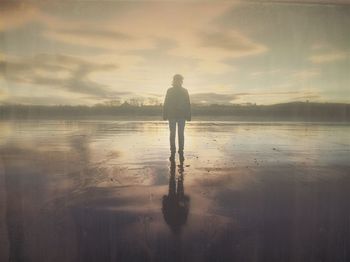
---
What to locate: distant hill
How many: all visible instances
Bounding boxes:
[0,102,349,122]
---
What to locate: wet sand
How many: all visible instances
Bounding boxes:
[0,120,349,262]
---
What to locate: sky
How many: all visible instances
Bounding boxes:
[0,0,349,106]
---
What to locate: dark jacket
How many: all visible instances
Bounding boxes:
[163,87,191,121]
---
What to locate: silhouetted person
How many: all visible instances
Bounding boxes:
[162,159,190,235]
[163,74,191,161]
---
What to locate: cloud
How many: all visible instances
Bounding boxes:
[0,1,269,81]
[44,27,155,51]
[198,30,267,56]
[57,28,134,41]
[175,29,267,74]
[0,1,88,32]
[309,50,349,64]
[0,1,39,31]
[3,2,265,74]
[0,54,129,98]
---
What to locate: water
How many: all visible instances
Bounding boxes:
[0,120,349,261]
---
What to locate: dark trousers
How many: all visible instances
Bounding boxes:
[168,119,186,153]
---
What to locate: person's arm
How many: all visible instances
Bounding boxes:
[163,89,169,120]
[185,89,191,121]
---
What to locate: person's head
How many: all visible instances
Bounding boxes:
[172,74,183,88]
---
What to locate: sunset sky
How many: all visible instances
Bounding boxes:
[0,0,349,105]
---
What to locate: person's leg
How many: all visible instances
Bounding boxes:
[177,119,186,153]
[169,119,176,154]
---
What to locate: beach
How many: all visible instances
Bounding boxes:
[0,120,349,261]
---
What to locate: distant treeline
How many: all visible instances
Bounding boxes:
[0,102,349,121]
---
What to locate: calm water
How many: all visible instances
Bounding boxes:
[0,120,349,262]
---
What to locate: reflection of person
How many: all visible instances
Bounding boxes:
[162,159,190,234]
[163,74,191,161]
